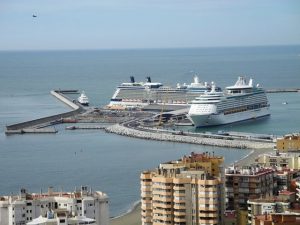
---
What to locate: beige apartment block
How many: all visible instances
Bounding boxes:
[225,166,275,210]
[277,133,300,152]
[141,152,224,225]
[256,152,300,169]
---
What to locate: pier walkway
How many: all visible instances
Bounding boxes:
[266,88,300,93]
[5,90,86,135]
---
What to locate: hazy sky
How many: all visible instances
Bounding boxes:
[0,0,299,50]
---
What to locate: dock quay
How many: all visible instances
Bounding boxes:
[5,90,86,135]
[5,127,58,134]
[65,124,109,130]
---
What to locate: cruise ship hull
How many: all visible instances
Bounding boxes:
[189,107,270,127]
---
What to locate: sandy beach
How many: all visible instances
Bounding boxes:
[110,203,141,225]
[110,147,274,225]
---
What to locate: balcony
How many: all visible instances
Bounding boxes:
[174,217,186,223]
[141,181,152,186]
[174,198,186,203]
[153,215,172,222]
[173,186,186,191]
[153,195,172,202]
[153,189,172,195]
[198,212,218,218]
[141,173,152,179]
[174,211,186,216]
[141,192,152,198]
[141,186,152,192]
[198,192,218,198]
[199,218,219,224]
[196,180,219,185]
[142,216,152,223]
[152,184,173,190]
[153,208,172,215]
[173,204,186,210]
[141,203,152,210]
[142,211,152,217]
[153,203,172,209]
[173,192,186,197]
[198,206,218,211]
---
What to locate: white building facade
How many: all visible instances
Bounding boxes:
[0,186,109,225]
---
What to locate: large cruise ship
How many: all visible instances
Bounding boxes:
[108,76,220,108]
[188,76,270,127]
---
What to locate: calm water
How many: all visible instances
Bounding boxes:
[0,46,299,216]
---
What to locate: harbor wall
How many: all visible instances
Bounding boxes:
[105,124,274,149]
[6,91,85,132]
[6,107,84,131]
[50,90,79,110]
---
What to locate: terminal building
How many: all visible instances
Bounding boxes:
[0,186,109,225]
[140,152,224,225]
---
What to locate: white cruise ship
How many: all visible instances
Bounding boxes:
[78,91,89,106]
[188,76,270,127]
[108,76,220,108]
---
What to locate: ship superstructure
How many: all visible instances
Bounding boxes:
[78,91,89,106]
[188,76,270,127]
[109,76,219,108]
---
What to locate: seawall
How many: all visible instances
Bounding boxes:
[105,124,274,149]
[5,90,85,134]
[50,90,79,110]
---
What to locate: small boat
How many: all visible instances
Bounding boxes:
[78,91,89,106]
[282,102,288,105]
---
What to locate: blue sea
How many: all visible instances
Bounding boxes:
[0,46,300,216]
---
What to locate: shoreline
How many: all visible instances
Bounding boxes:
[111,200,140,220]
[110,202,141,225]
[110,147,274,225]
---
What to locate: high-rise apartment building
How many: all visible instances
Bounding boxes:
[141,152,224,225]
[225,166,276,225]
[225,166,275,210]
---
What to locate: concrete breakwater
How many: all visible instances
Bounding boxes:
[105,124,274,149]
[5,90,85,134]
[266,88,300,93]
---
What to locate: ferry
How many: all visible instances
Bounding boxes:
[188,76,270,127]
[78,91,89,106]
[108,76,220,108]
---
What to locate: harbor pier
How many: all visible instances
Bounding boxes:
[5,90,85,135]
[266,88,300,93]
